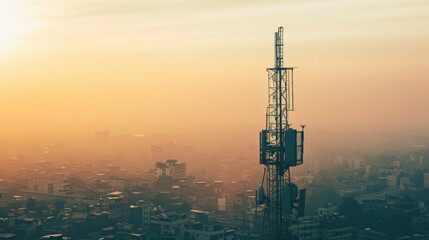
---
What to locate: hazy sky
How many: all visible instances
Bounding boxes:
[1,0,428,140]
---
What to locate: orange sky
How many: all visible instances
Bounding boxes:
[1,0,428,140]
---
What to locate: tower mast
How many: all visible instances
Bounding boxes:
[258,26,305,240]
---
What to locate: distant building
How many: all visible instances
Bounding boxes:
[101,191,127,220]
[349,158,363,170]
[365,165,377,176]
[318,203,339,217]
[213,180,224,195]
[320,215,354,240]
[362,199,385,212]
[22,173,67,195]
[399,177,410,189]
[409,153,424,165]
[155,160,186,180]
[290,216,320,240]
[386,175,398,187]
[240,207,264,236]
[197,197,218,211]
[150,213,188,238]
[189,209,209,223]
[0,191,7,208]
[129,200,154,232]
[424,172,429,188]
[138,200,154,231]
[129,205,142,228]
[108,176,126,191]
[392,160,401,167]
[218,193,233,211]
[290,215,353,240]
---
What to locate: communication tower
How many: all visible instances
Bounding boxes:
[257,26,306,240]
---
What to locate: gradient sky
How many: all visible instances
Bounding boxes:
[1,0,428,140]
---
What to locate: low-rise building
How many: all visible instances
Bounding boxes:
[318,203,339,218]
[150,213,188,239]
[320,215,354,240]
[184,222,235,240]
[290,216,321,240]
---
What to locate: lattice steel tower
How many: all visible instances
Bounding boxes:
[258,26,305,240]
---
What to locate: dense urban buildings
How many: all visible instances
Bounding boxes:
[0,132,428,239]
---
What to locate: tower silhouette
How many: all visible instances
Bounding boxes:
[258,26,306,240]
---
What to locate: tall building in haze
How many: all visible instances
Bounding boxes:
[155,159,186,180]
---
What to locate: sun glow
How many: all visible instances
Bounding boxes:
[0,4,43,54]
[0,13,18,53]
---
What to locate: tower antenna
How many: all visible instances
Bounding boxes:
[258,26,305,240]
